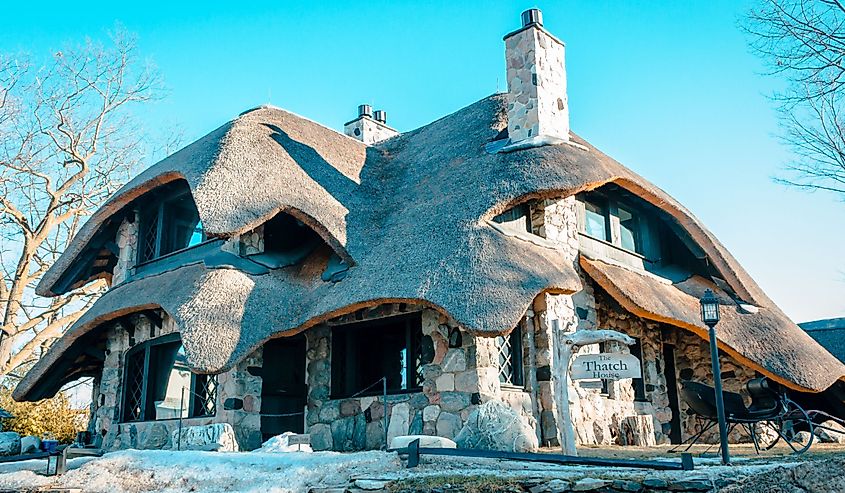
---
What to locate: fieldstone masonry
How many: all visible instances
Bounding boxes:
[303,304,504,451]
[112,214,139,286]
[505,13,569,143]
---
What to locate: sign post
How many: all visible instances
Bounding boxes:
[553,328,638,456]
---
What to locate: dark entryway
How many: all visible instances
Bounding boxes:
[260,335,307,441]
[662,343,683,444]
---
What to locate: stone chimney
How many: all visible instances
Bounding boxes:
[343,104,398,144]
[504,9,569,144]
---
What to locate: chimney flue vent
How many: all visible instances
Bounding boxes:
[358,104,373,118]
[521,8,542,27]
[344,104,398,144]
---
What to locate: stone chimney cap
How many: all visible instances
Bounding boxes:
[521,8,542,27]
[504,9,563,45]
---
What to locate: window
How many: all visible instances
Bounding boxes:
[493,204,530,233]
[496,326,524,386]
[331,313,423,398]
[584,200,609,242]
[139,190,204,263]
[122,334,217,422]
[629,338,647,402]
[618,206,641,253]
[263,213,321,256]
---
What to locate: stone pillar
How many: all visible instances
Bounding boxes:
[112,213,139,286]
[504,9,569,143]
[529,196,604,448]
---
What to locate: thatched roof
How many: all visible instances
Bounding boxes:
[800,318,845,365]
[581,257,845,393]
[15,93,837,399]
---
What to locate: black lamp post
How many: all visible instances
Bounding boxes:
[700,288,730,465]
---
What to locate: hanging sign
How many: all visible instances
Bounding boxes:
[571,353,641,380]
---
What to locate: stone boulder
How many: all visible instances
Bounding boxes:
[171,423,239,452]
[454,400,538,452]
[20,436,40,454]
[389,435,457,450]
[815,420,845,444]
[0,432,21,456]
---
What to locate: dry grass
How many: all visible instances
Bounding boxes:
[388,475,525,493]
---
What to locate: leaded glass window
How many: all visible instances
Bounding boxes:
[121,333,218,422]
[496,325,524,387]
[138,186,204,264]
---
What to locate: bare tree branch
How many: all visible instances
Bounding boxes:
[746,0,845,196]
[0,29,165,377]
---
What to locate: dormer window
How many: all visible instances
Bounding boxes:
[577,191,654,270]
[584,199,610,242]
[493,203,530,233]
[618,206,640,253]
[138,188,204,263]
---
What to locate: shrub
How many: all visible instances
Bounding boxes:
[0,388,88,443]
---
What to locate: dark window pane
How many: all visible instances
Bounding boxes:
[630,338,647,402]
[139,209,160,263]
[618,206,640,253]
[122,349,146,422]
[331,313,422,397]
[160,195,202,256]
[192,374,218,417]
[584,201,609,241]
[599,342,610,395]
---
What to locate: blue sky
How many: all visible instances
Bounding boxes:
[3,1,842,323]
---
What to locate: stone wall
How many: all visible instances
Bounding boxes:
[305,306,480,451]
[593,288,672,445]
[92,311,263,451]
[302,304,538,451]
[672,329,757,443]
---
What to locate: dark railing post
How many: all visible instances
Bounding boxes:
[382,376,388,450]
[708,325,730,465]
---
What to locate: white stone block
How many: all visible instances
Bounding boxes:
[386,402,410,445]
[389,434,457,450]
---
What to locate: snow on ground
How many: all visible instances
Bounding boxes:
[0,448,812,493]
[0,450,401,493]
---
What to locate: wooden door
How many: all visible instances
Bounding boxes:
[260,335,307,440]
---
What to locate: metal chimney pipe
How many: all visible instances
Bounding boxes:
[521,8,543,27]
[373,110,387,124]
[358,104,373,118]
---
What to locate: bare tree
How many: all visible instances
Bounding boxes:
[0,31,161,379]
[746,0,845,195]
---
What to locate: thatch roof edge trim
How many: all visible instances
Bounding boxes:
[580,257,838,393]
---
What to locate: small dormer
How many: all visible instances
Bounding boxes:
[136,181,205,265]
